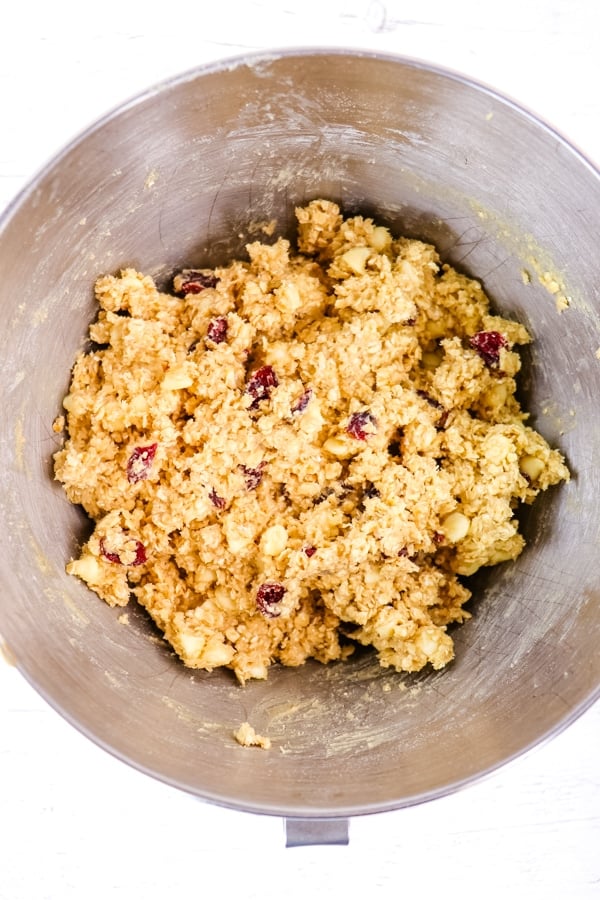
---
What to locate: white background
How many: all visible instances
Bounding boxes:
[1,1,599,898]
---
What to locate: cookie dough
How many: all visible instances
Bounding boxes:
[233,722,272,750]
[54,199,569,683]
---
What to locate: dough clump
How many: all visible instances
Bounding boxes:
[54,200,569,683]
[233,722,272,750]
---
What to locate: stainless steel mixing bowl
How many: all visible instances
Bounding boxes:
[1,50,599,837]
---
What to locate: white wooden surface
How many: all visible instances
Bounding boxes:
[1,2,599,897]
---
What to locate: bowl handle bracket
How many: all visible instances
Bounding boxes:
[284,817,349,847]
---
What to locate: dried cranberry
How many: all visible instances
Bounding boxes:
[206,316,228,344]
[346,411,377,440]
[132,543,148,565]
[256,582,286,618]
[175,269,219,294]
[398,547,409,558]
[209,487,226,509]
[291,388,313,414]
[303,545,317,558]
[126,443,158,484]
[469,331,508,367]
[100,537,147,566]
[433,531,445,545]
[240,462,266,490]
[99,540,121,564]
[246,365,278,409]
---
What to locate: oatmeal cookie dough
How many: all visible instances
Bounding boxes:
[233,722,272,750]
[54,199,569,683]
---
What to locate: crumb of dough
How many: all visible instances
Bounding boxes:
[260,219,277,236]
[596,348,600,360]
[117,612,129,625]
[54,199,570,684]
[538,269,571,313]
[144,170,159,190]
[555,293,571,313]
[234,722,272,749]
[0,641,17,667]
[52,415,65,433]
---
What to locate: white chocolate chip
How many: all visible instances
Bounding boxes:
[275,281,302,313]
[340,246,371,275]
[520,455,545,481]
[370,226,392,252]
[62,393,86,415]
[202,635,235,667]
[162,366,193,390]
[67,554,102,583]
[441,511,470,543]
[485,381,509,407]
[323,435,354,458]
[260,524,289,556]
[177,631,206,658]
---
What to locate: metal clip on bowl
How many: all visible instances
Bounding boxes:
[285,817,349,847]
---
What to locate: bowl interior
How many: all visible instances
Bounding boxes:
[1,51,599,817]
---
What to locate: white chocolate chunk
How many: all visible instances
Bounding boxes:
[67,554,102,583]
[162,366,193,390]
[340,246,371,274]
[370,226,392,252]
[441,511,471,543]
[520,455,545,481]
[260,524,289,556]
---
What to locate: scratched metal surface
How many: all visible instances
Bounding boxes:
[1,3,599,897]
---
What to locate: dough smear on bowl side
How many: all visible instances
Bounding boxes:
[53,199,569,684]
